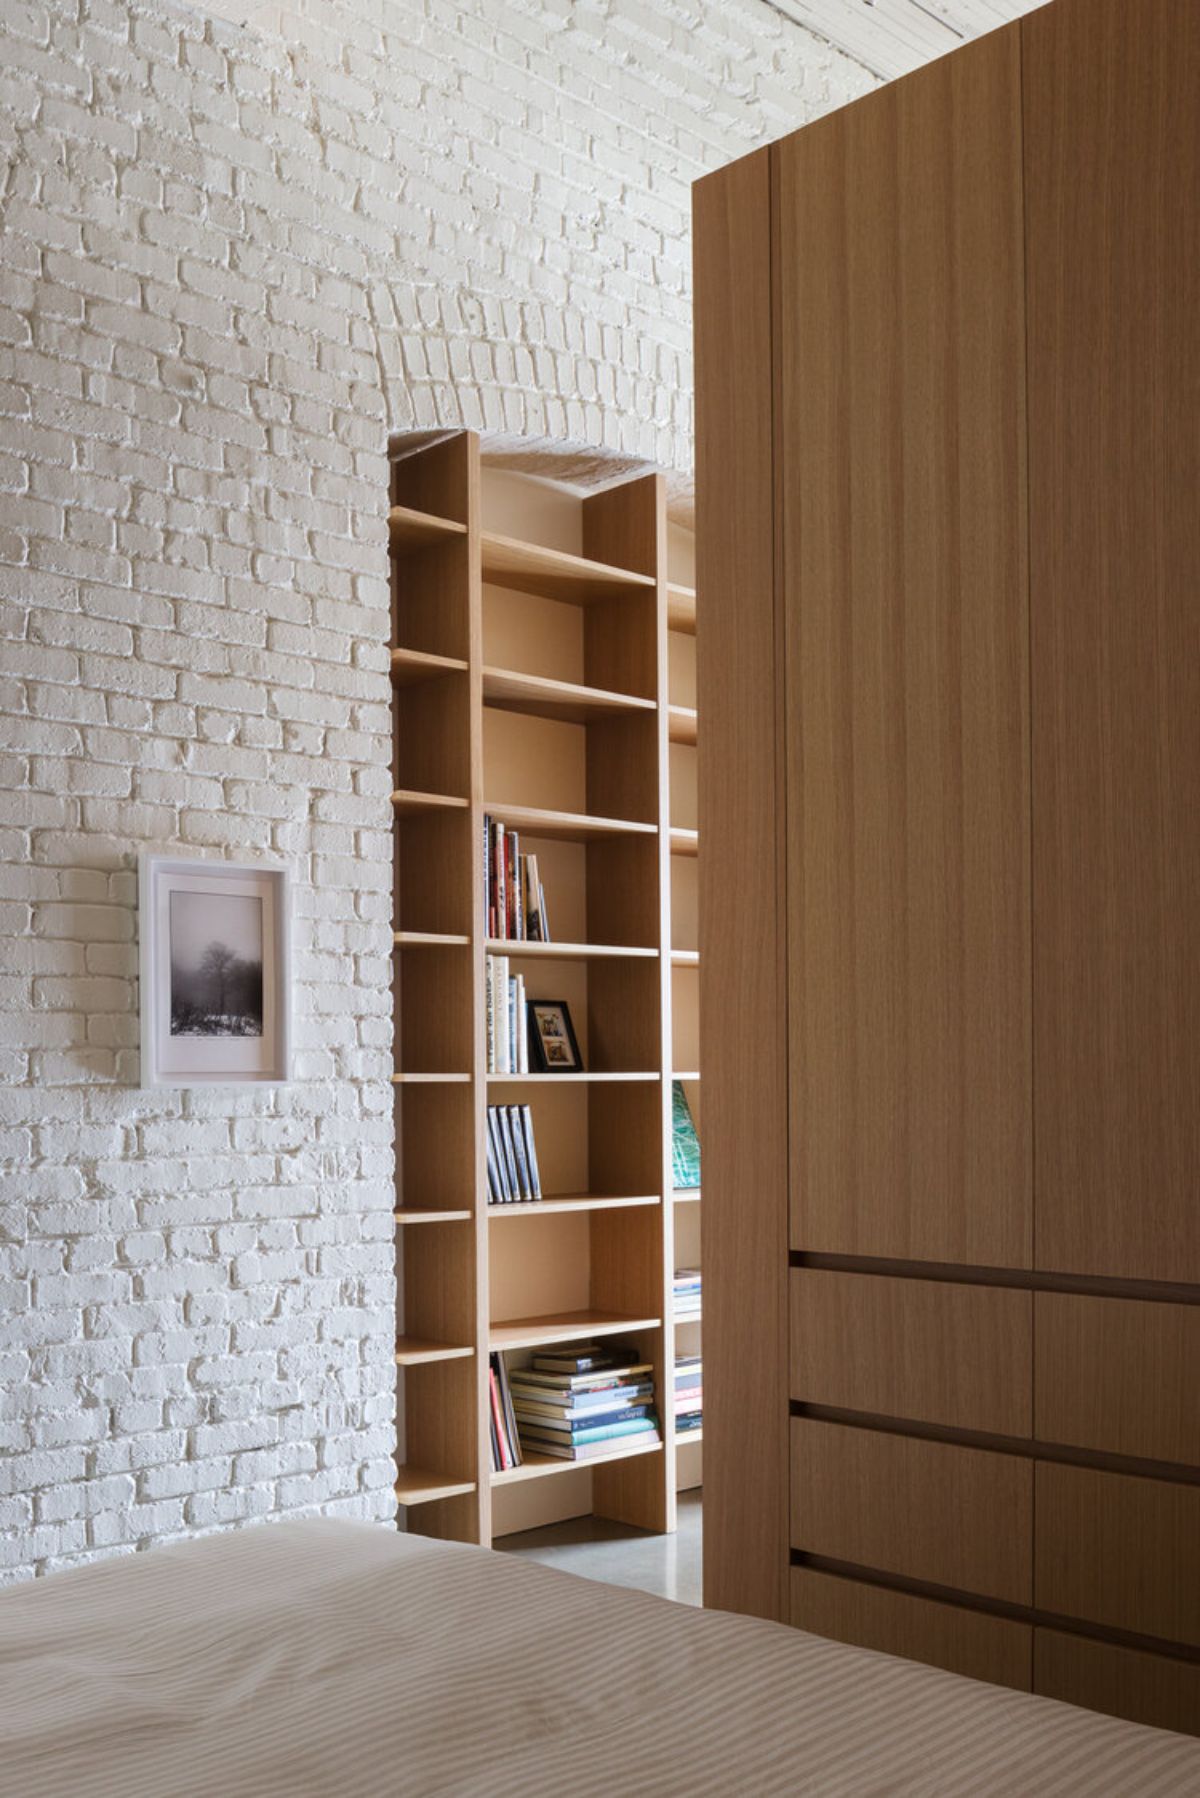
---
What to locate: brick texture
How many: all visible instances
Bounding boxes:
[0,0,873,1582]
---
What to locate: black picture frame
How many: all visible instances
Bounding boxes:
[526,998,583,1073]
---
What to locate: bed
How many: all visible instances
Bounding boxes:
[1,1518,1197,1796]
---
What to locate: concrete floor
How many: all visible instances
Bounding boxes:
[495,1489,703,1607]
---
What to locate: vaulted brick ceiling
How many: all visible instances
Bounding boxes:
[767,0,1047,80]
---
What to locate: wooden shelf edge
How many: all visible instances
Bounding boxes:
[485,1071,659,1085]
[482,530,656,603]
[388,505,468,554]
[395,1338,475,1366]
[667,582,697,633]
[394,1464,476,1505]
[485,801,656,843]
[671,949,700,967]
[668,704,698,746]
[390,647,469,687]
[672,1188,702,1204]
[483,665,655,723]
[392,789,470,816]
[669,827,699,857]
[489,1310,662,1351]
[485,938,657,961]
[491,1439,663,1486]
[392,1072,472,1085]
[394,1208,473,1224]
[488,1194,660,1217]
[395,931,471,949]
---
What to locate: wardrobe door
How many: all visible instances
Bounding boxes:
[775,24,1032,1266]
[1024,0,1200,1282]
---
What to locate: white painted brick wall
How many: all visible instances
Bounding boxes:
[0,0,873,1582]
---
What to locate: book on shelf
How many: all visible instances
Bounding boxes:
[674,1353,702,1433]
[485,814,550,942]
[486,1104,542,1203]
[486,954,529,1074]
[489,1352,522,1472]
[671,1080,701,1189]
[510,1345,662,1463]
[673,1268,702,1322]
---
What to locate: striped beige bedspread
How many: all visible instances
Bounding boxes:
[1,1518,1197,1796]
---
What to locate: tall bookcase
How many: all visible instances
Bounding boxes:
[388,429,698,1546]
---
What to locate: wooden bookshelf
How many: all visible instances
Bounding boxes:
[389,429,698,1547]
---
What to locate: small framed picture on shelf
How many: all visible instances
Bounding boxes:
[139,853,291,1088]
[526,999,582,1073]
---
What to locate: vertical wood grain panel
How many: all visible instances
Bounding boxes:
[1024,0,1200,1282]
[791,1269,1032,1437]
[694,148,788,1621]
[1036,1462,1200,1647]
[1035,1292,1200,1467]
[791,1418,1033,1605]
[777,26,1032,1265]
[1035,1630,1200,1741]
[792,1567,1031,1693]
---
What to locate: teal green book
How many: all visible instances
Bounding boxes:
[671,1080,701,1189]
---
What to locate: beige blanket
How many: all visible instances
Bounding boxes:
[1,1518,1197,1795]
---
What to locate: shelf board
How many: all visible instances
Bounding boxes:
[492,1439,663,1486]
[670,826,699,857]
[394,1464,476,1506]
[483,666,654,726]
[671,949,700,968]
[394,1207,473,1225]
[391,647,468,688]
[488,1193,660,1217]
[392,1072,472,1085]
[673,1187,702,1204]
[668,705,698,746]
[392,789,470,817]
[667,582,696,634]
[675,1429,703,1448]
[490,1309,662,1352]
[388,505,468,554]
[673,1071,701,1083]
[395,1337,475,1366]
[485,938,657,962]
[482,531,655,605]
[674,1313,703,1327]
[484,801,655,844]
[486,1072,659,1085]
[395,931,471,949]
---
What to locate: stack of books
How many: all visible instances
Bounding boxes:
[489,1352,522,1471]
[509,1345,661,1462]
[486,1103,542,1203]
[673,1267,702,1322]
[486,953,529,1073]
[671,1080,701,1190]
[485,814,550,942]
[675,1355,702,1436]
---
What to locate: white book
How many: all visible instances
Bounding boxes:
[496,954,510,1074]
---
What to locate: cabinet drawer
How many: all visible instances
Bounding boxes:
[1036,1463,1200,1647]
[791,1418,1032,1604]
[1035,1630,1200,1740]
[791,1567,1030,1692]
[1035,1292,1200,1466]
[791,1269,1031,1435]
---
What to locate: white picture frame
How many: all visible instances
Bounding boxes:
[139,853,291,1089]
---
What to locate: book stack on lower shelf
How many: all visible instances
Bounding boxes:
[489,1353,522,1472]
[485,813,550,941]
[486,1103,543,1204]
[673,1268,702,1322]
[675,1356,702,1438]
[509,1345,662,1463]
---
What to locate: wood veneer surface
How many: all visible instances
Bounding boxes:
[776,25,1032,1267]
[1035,1292,1200,1468]
[694,147,788,1622]
[1034,1629,1200,1741]
[1024,0,1200,1283]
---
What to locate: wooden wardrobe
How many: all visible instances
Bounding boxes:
[694,0,1199,1737]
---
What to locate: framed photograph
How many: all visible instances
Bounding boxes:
[139,854,291,1088]
[526,998,583,1074]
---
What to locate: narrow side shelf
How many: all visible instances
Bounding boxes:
[486,1071,659,1086]
[673,1188,702,1204]
[668,705,698,745]
[490,1310,661,1352]
[392,789,470,817]
[388,505,468,554]
[395,1337,475,1366]
[667,582,696,633]
[670,826,699,857]
[395,931,471,949]
[395,1465,476,1506]
[482,531,656,605]
[671,949,700,968]
[392,1072,472,1085]
[395,1208,474,1225]
[392,647,469,687]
